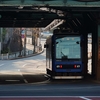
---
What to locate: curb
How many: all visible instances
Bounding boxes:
[9,49,44,60]
[91,79,100,84]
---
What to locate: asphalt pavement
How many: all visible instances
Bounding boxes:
[0,39,47,84]
[0,39,100,98]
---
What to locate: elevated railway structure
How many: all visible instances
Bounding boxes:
[0,0,100,81]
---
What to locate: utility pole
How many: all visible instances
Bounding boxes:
[19,28,22,57]
[24,28,26,56]
[0,28,2,55]
[32,28,36,53]
[39,28,42,45]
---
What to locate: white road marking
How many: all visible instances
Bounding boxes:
[18,69,20,71]
[18,64,29,83]
[22,63,27,68]
[17,69,28,83]
[23,79,28,83]
[80,96,92,100]
[0,64,4,67]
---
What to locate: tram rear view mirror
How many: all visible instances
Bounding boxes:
[44,44,49,48]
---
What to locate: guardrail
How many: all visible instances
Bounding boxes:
[0,45,42,60]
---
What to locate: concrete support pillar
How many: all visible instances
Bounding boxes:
[92,24,98,79]
[79,24,88,77]
[82,33,88,77]
[92,24,100,80]
[96,25,100,80]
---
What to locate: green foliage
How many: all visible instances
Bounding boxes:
[2,28,7,41]
[0,28,7,42]
[1,48,9,54]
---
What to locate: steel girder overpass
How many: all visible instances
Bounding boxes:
[0,0,100,27]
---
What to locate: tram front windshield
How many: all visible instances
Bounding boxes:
[56,36,81,60]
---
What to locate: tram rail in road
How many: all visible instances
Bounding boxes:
[0,96,100,100]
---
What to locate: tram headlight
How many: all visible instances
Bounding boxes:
[56,65,62,68]
[74,65,80,68]
[56,65,60,68]
[77,65,80,68]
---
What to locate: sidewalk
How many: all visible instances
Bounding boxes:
[0,44,43,60]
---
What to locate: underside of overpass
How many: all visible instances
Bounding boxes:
[0,0,100,81]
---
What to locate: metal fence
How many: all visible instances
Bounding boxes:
[0,46,42,60]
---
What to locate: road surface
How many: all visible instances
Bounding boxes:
[0,96,100,100]
[0,38,99,98]
[0,39,46,84]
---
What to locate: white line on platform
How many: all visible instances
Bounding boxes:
[0,96,100,98]
[22,63,27,68]
[80,96,92,100]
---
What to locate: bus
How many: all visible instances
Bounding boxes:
[44,29,84,79]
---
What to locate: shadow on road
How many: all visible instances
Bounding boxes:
[0,74,48,84]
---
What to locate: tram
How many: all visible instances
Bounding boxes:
[44,29,84,79]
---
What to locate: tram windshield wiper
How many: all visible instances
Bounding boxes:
[76,41,80,44]
[61,52,68,60]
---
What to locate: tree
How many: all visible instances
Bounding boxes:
[32,28,40,53]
